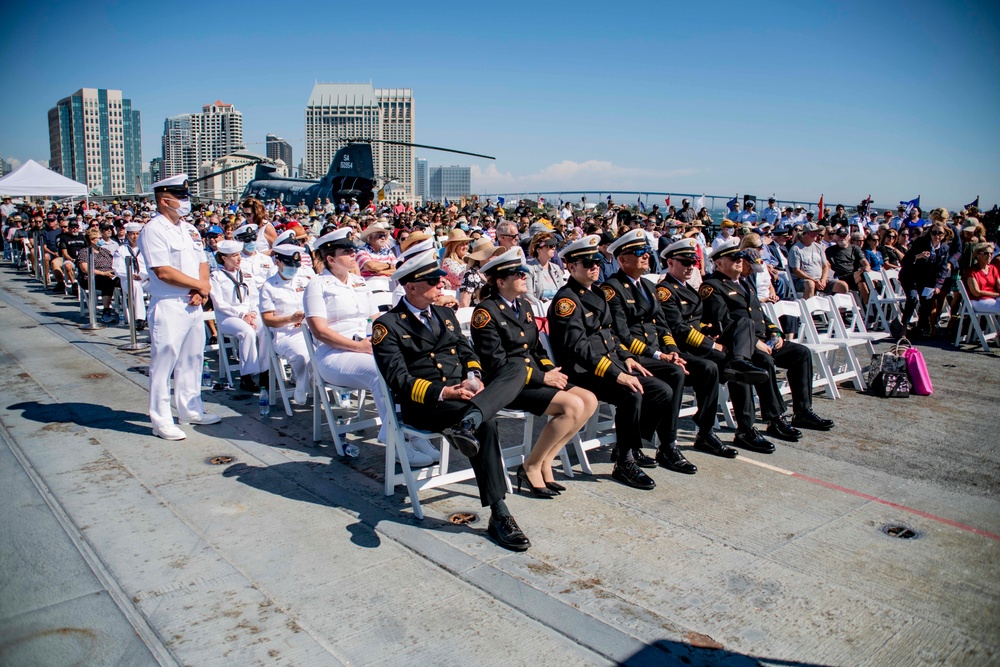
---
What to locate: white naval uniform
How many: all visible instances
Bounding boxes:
[241,251,277,289]
[210,266,268,377]
[259,270,313,397]
[112,242,148,320]
[138,213,207,429]
[303,270,390,441]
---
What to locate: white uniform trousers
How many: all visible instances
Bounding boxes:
[218,315,268,376]
[972,297,1000,314]
[315,349,390,442]
[272,329,311,388]
[124,280,147,320]
[148,297,206,428]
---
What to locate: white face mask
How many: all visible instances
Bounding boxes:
[175,198,192,216]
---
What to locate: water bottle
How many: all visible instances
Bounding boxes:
[259,389,270,416]
[766,334,780,350]
[118,310,125,325]
[344,441,360,458]
[338,390,351,406]
[201,361,212,388]
[466,371,481,391]
[366,317,373,336]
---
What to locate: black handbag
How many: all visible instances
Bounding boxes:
[866,339,911,398]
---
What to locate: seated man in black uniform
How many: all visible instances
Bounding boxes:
[600,229,693,474]
[547,235,679,491]
[657,238,775,453]
[700,241,835,448]
[371,250,531,551]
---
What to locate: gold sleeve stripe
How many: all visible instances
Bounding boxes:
[540,358,554,367]
[525,367,533,385]
[629,339,646,355]
[411,378,431,404]
[467,360,482,370]
[686,329,704,346]
[663,335,677,348]
[595,357,612,378]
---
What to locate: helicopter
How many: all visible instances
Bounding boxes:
[191,139,494,208]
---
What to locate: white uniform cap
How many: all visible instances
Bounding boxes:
[660,238,698,260]
[314,227,358,250]
[233,224,258,239]
[271,244,303,260]
[607,229,648,257]
[124,222,143,233]
[482,246,527,276]
[558,234,601,261]
[709,238,742,260]
[273,229,295,247]
[150,173,189,193]
[392,249,446,284]
[216,240,244,255]
[399,238,435,262]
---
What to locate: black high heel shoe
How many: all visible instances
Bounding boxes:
[516,466,557,498]
[544,481,566,493]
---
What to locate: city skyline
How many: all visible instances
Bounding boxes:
[1,0,997,210]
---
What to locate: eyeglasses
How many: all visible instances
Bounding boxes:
[369,233,388,240]
[577,258,601,268]
[498,233,517,239]
[931,231,945,237]
[674,258,697,267]
[498,269,528,279]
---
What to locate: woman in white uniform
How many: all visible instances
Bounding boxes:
[210,239,269,392]
[304,229,437,466]
[259,244,313,404]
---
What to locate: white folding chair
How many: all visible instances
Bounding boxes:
[797,296,867,392]
[455,307,474,335]
[863,271,905,332]
[265,327,294,417]
[211,310,239,386]
[370,291,394,313]
[828,292,889,356]
[765,300,842,399]
[302,326,380,456]
[953,278,999,352]
[365,275,391,293]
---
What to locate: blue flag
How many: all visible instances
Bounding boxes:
[725,196,738,212]
[444,197,450,207]
[497,196,504,207]
[638,196,646,212]
[900,196,919,215]
[966,196,979,210]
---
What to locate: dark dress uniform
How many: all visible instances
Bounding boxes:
[699,270,814,429]
[372,300,525,508]
[547,275,677,465]
[470,294,563,414]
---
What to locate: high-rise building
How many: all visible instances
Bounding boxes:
[161,101,244,195]
[428,165,471,202]
[415,158,428,203]
[265,134,293,171]
[48,88,143,195]
[149,157,162,185]
[305,83,414,201]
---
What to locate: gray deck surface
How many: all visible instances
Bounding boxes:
[0,264,997,667]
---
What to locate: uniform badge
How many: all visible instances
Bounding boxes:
[601,286,616,301]
[656,286,671,302]
[445,319,455,331]
[472,309,491,329]
[525,311,533,322]
[555,298,576,317]
[699,285,714,299]
[371,323,388,345]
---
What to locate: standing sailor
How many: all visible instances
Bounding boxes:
[139,174,220,440]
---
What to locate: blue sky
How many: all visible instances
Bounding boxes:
[2,0,997,209]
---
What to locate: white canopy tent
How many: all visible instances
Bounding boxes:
[0,159,88,197]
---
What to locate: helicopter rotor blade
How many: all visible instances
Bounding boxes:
[190,159,264,183]
[346,138,495,160]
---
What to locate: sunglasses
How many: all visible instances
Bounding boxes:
[369,233,388,240]
[577,258,601,268]
[498,269,528,279]
[931,231,945,237]
[674,258,697,267]
[628,247,652,258]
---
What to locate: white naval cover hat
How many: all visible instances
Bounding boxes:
[558,234,601,261]
[273,229,295,247]
[660,238,698,260]
[150,173,189,194]
[481,246,527,276]
[393,249,447,284]
[607,229,648,257]
[271,244,303,260]
[216,240,244,255]
[314,227,358,250]
[124,222,143,233]
[398,237,435,262]
[233,223,258,239]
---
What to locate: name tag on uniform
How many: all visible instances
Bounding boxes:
[401,334,411,339]
[585,312,593,317]
[728,291,738,296]
[625,300,635,304]
[499,321,507,326]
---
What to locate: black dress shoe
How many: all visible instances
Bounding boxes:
[239,376,260,392]
[487,514,531,552]
[694,431,739,458]
[135,319,147,331]
[632,449,657,468]
[443,419,480,457]
[734,428,777,453]
[515,465,557,498]
[545,481,566,492]
[766,416,801,442]
[723,358,770,385]
[655,446,698,474]
[612,460,656,489]
[791,409,835,431]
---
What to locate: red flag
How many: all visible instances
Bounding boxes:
[665,196,671,207]
[818,194,824,220]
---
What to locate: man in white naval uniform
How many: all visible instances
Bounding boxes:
[139,175,220,440]
[112,222,148,329]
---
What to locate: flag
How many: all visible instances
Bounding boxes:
[638,196,646,212]
[725,196,738,212]
[558,198,564,208]
[899,196,919,215]
[665,196,671,207]
[539,196,545,206]
[377,187,385,202]
[695,194,705,212]
[444,197,450,208]
[607,194,612,202]
[966,196,979,210]
[818,194,824,220]
[497,196,505,207]
[581,195,586,203]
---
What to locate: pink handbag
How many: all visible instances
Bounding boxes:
[903,347,933,396]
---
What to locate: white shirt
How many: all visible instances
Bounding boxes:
[303,270,373,342]
[240,251,277,289]
[259,270,312,336]
[762,206,781,224]
[139,213,206,299]
[112,242,147,283]
[210,267,260,319]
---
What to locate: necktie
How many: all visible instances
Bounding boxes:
[512,299,520,316]
[423,309,440,336]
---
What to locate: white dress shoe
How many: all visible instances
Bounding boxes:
[291,385,309,405]
[396,438,434,468]
[152,424,186,440]
[407,435,440,462]
[179,413,221,425]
